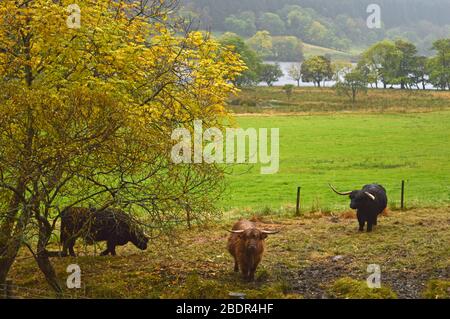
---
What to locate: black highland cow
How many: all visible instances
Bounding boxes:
[329,184,388,232]
[61,207,149,256]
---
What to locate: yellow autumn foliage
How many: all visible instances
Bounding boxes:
[0,0,245,289]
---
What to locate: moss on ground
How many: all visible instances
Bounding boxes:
[327,277,397,299]
[422,280,450,299]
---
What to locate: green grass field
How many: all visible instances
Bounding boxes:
[302,43,356,61]
[221,111,450,212]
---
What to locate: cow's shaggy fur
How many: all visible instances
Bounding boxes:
[227,220,268,281]
[61,207,148,256]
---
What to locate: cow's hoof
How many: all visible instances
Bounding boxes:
[243,276,254,282]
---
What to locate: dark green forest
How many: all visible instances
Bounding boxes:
[181,0,450,54]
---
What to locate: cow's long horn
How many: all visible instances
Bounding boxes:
[228,230,245,233]
[261,230,279,234]
[329,184,352,196]
[364,192,376,201]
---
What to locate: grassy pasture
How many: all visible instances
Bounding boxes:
[229,87,450,114]
[302,43,355,61]
[9,207,450,299]
[222,111,450,212]
[6,87,450,299]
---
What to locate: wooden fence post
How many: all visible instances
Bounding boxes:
[296,187,301,216]
[401,180,405,210]
[186,207,191,230]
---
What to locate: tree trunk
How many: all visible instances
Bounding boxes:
[0,20,35,285]
[0,215,30,285]
[0,234,23,285]
[0,180,26,242]
[35,222,63,296]
[0,181,28,285]
[35,253,63,296]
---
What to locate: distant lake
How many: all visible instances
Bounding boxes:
[262,61,436,90]
[262,61,336,87]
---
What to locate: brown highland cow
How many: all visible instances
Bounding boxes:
[227,219,278,281]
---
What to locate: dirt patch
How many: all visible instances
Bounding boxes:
[382,268,450,299]
[292,256,359,298]
[277,256,449,299]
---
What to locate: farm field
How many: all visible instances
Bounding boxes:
[221,111,450,212]
[9,207,450,299]
[5,89,450,300]
[229,87,450,114]
[301,43,356,61]
[2,0,450,304]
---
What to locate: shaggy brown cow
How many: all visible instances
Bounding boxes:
[227,219,278,281]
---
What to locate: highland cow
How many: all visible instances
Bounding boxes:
[329,184,388,232]
[61,207,149,256]
[227,219,278,281]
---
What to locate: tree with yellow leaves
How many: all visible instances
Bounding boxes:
[0,0,244,294]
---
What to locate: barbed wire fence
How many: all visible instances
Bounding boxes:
[224,175,450,213]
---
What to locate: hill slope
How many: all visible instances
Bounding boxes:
[302,43,356,61]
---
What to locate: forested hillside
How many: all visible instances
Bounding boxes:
[181,0,450,54]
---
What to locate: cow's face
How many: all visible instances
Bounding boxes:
[349,191,373,209]
[132,231,149,250]
[239,229,266,253]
